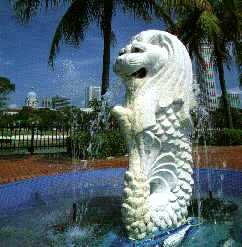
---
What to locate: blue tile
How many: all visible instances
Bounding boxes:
[0,168,241,218]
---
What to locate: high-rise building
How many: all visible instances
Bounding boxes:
[52,96,71,110]
[85,86,101,107]
[192,74,200,98]
[196,41,217,111]
[41,97,53,109]
[217,91,241,109]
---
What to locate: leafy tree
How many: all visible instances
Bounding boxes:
[14,106,38,125]
[11,0,211,96]
[160,0,242,128]
[88,98,102,112]
[0,112,15,126]
[0,76,15,109]
[211,106,242,129]
[11,0,156,96]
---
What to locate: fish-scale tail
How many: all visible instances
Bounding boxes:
[121,171,155,240]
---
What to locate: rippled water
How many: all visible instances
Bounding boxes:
[0,194,241,246]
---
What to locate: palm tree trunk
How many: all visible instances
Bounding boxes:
[217,55,233,129]
[101,0,113,96]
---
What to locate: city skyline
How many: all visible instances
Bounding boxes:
[0,2,241,108]
[9,83,241,111]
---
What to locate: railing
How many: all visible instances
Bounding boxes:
[0,125,71,154]
[0,126,239,155]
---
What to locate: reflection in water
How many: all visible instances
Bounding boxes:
[0,190,241,246]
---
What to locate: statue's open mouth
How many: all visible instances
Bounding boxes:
[131,67,147,78]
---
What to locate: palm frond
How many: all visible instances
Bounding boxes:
[11,0,42,23]
[0,77,15,95]
[160,0,212,11]
[153,3,176,32]
[44,0,72,8]
[122,0,155,21]
[198,10,221,40]
[48,0,95,67]
[217,0,242,43]
[10,0,73,23]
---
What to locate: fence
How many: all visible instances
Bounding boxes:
[0,126,239,155]
[0,125,71,154]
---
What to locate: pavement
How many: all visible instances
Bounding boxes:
[0,146,241,185]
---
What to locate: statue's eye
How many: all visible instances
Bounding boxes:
[119,48,125,56]
[131,47,143,53]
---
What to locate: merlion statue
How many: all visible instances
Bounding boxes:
[112,30,196,240]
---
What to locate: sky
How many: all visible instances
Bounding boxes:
[0,1,241,108]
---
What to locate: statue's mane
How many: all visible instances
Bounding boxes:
[133,30,195,121]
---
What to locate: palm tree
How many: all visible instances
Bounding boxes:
[11,0,156,96]
[0,76,15,109]
[159,0,242,128]
[212,0,241,129]
[11,0,211,96]
[240,66,242,88]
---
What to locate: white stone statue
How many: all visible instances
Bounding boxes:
[112,30,196,240]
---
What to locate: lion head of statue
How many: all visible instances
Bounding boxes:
[113,30,196,123]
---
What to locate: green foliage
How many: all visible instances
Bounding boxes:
[66,130,91,159]
[11,0,160,95]
[0,77,15,109]
[211,107,242,129]
[66,101,127,159]
[91,130,127,159]
[66,129,127,159]
[198,128,242,145]
[218,129,242,145]
[0,106,96,128]
[198,10,220,37]
[11,0,216,97]
[10,0,71,23]
[162,0,212,10]
[48,0,94,66]
[163,0,242,128]
[87,99,102,112]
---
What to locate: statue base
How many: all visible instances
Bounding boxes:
[110,218,199,247]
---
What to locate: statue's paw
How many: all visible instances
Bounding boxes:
[124,171,134,182]
[112,106,133,119]
[112,105,125,117]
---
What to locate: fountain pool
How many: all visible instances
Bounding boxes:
[0,168,241,246]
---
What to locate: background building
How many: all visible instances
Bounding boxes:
[217,91,241,109]
[196,41,218,111]
[85,86,101,107]
[25,88,38,108]
[52,96,71,110]
[41,97,53,109]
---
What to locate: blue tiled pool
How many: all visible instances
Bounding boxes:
[0,168,241,246]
